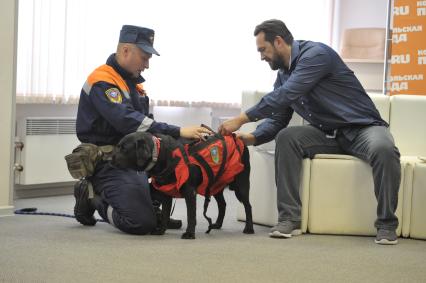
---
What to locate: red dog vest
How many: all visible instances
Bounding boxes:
[151,135,245,198]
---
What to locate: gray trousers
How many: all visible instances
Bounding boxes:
[274,125,401,230]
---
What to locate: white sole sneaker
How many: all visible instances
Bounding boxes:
[269,229,302,238]
[374,238,398,245]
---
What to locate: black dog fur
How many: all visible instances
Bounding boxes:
[111,131,254,239]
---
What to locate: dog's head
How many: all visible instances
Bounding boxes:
[112,132,158,171]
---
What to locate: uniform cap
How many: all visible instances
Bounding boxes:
[119,25,160,56]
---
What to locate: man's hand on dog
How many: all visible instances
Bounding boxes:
[218,113,255,146]
[180,126,212,140]
[218,113,250,135]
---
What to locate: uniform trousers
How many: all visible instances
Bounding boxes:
[90,161,157,235]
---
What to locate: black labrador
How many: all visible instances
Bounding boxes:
[111,131,254,239]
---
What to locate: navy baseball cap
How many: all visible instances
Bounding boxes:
[119,25,160,56]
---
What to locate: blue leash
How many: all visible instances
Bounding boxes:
[14,207,106,222]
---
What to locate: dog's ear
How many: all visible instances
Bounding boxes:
[135,135,153,169]
[111,133,140,169]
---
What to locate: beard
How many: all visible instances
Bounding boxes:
[268,53,285,70]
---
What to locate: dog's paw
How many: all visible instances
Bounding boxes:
[243,227,255,234]
[181,232,196,239]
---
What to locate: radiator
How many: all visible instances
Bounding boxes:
[15,117,79,185]
[14,108,213,185]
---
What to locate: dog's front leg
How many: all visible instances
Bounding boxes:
[151,188,172,235]
[180,184,197,239]
[159,196,173,234]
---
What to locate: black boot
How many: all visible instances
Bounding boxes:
[73,179,96,226]
[168,217,183,229]
[154,204,182,230]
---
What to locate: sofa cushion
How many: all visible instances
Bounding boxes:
[408,162,426,239]
[368,93,390,123]
[390,95,426,156]
[308,155,404,236]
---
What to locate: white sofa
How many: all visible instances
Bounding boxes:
[392,95,426,239]
[404,161,426,239]
[237,91,426,239]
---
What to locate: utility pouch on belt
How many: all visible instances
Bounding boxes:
[64,143,114,180]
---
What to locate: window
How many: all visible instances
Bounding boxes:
[16,0,333,104]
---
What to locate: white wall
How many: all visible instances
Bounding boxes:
[332,0,389,51]
[0,0,17,214]
[11,0,391,193]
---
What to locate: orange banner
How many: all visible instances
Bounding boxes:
[389,0,426,95]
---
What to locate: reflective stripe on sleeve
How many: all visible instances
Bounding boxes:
[82,81,91,95]
[137,117,154,132]
[107,206,115,227]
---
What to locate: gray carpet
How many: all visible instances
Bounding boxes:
[1,192,425,283]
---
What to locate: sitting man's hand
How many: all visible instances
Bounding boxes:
[218,113,250,136]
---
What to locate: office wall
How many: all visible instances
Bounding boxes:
[332,0,389,51]
[10,1,389,195]
[0,0,18,215]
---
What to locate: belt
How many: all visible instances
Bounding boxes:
[324,129,338,139]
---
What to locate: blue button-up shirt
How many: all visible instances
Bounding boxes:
[246,40,387,145]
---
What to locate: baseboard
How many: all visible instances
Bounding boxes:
[14,182,74,199]
[0,205,15,216]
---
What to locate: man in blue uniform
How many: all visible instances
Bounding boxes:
[75,25,211,235]
[219,19,401,245]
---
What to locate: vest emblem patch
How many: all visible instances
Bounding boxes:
[210,146,220,164]
[105,88,122,104]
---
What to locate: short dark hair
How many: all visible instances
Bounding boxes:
[254,19,294,45]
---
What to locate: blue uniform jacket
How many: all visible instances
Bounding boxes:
[76,54,180,146]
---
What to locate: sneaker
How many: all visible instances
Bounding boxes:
[74,180,96,226]
[375,229,398,245]
[269,220,302,238]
